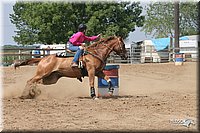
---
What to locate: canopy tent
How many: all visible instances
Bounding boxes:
[151,36,189,51]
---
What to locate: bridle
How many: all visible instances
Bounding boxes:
[84,37,125,64]
[100,37,124,56]
[116,37,125,57]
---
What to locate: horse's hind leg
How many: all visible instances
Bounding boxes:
[20,71,62,99]
[96,71,114,95]
[20,75,42,99]
[42,71,61,85]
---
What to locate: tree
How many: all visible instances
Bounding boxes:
[10,1,144,45]
[142,2,198,38]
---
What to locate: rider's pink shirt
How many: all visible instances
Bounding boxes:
[69,32,98,46]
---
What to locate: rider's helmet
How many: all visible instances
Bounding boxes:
[78,24,87,32]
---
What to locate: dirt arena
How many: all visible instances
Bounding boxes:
[1,62,198,132]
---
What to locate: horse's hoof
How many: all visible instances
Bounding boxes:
[108,91,113,96]
[19,95,31,99]
[94,97,99,100]
[77,77,82,82]
[92,96,99,100]
[91,93,96,98]
[29,90,36,98]
[34,89,41,96]
[19,96,25,99]
[29,88,41,98]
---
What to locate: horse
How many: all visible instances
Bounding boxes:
[14,36,128,99]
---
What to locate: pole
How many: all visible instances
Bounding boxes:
[174,2,179,53]
[169,36,173,61]
[174,1,184,65]
[18,49,21,60]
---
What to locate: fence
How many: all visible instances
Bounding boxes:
[129,43,199,64]
[0,46,199,66]
[1,48,65,66]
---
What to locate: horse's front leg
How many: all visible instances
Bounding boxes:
[87,68,97,99]
[96,71,114,96]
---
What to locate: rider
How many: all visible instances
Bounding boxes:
[68,24,101,67]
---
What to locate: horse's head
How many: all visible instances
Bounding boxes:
[87,36,128,60]
[113,37,128,60]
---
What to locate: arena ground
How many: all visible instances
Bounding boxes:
[1,62,198,131]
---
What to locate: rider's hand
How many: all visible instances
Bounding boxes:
[79,45,84,50]
[81,43,86,47]
[97,34,101,38]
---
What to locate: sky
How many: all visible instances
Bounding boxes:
[1,2,16,45]
[0,0,154,47]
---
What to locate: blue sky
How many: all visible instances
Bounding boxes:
[0,0,153,46]
[1,2,16,45]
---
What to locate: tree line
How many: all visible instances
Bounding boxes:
[142,2,198,38]
[10,1,198,45]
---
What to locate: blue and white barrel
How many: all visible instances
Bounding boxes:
[98,65,120,97]
[175,53,184,65]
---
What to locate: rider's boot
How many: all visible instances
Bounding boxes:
[71,62,78,67]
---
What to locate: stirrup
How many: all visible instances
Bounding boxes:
[78,61,83,69]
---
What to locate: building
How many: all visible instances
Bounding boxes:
[179,35,198,61]
[129,35,198,63]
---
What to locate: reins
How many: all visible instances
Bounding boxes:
[84,37,121,64]
[117,37,124,57]
[80,37,124,71]
[83,50,106,64]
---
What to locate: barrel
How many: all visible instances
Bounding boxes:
[98,65,119,97]
[175,53,184,66]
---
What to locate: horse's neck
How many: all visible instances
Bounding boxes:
[93,40,116,61]
[86,37,118,62]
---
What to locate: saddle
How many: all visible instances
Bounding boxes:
[56,49,88,82]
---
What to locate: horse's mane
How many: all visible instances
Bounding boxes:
[87,36,117,48]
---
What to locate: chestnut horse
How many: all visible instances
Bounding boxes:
[15,36,127,99]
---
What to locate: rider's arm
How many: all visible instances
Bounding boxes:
[84,34,101,42]
[69,32,83,46]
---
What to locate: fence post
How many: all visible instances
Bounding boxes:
[30,50,32,58]
[42,49,45,57]
[168,36,173,62]
[18,49,21,60]
[150,45,153,63]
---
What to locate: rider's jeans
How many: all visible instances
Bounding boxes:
[68,43,83,63]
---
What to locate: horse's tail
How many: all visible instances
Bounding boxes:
[14,58,42,69]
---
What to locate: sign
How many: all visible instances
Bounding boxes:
[179,40,197,48]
